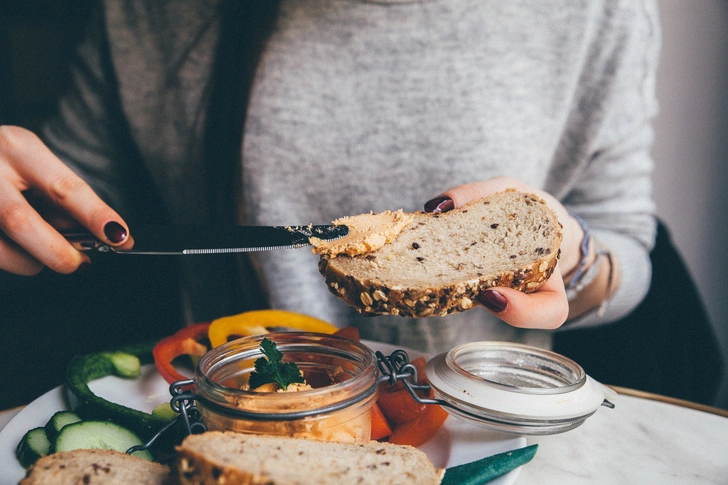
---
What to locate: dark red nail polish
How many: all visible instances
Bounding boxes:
[424,196,454,213]
[478,290,508,313]
[104,221,127,243]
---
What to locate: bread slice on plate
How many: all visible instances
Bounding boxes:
[175,431,443,485]
[19,449,170,485]
[318,189,562,317]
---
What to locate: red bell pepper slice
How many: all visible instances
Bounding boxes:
[153,322,211,388]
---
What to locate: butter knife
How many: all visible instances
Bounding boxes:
[62,224,349,255]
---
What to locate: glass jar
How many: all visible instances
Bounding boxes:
[193,332,379,443]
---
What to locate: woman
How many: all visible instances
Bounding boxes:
[0,0,658,354]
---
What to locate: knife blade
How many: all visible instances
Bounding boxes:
[62,224,349,255]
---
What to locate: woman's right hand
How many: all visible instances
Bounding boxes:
[0,125,131,275]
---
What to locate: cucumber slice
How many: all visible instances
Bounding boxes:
[53,420,153,461]
[45,410,82,442]
[16,427,51,468]
[105,351,141,378]
[151,402,178,422]
[66,340,171,441]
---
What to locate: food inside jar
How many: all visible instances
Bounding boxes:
[240,369,336,393]
[231,366,346,392]
[243,381,314,393]
[200,400,373,444]
[203,365,372,443]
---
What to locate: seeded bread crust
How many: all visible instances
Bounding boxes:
[318,190,562,318]
[19,449,170,485]
[175,431,443,485]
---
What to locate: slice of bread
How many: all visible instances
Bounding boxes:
[19,449,170,485]
[175,431,443,485]
[318,189,562,317]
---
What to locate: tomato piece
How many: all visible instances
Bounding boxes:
[376,356,448,445]
[387,402,449,447]
[370,403,393,440]
[376,356,430,425]
[376,386,428,426]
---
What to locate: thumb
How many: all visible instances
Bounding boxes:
[476,270,569,329]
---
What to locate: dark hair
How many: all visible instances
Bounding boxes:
[202,0,281,224]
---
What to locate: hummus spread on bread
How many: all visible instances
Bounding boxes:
[310,210,413,257]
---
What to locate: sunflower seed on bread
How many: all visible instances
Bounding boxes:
[19,449,170,485]
[318,189,562,317]
[175,431,443,485]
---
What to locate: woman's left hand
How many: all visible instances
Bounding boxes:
[424,176,583,329]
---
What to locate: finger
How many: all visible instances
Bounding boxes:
[0,182,90,273]
[0,233,45,275]
[24,164,129,247]
[24,189,85,230]
[426,177,534,212]
[1,126,129,247]
[476,270,569,329]
[117,233,135,251]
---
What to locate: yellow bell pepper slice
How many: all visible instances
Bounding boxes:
[208,309,339,348]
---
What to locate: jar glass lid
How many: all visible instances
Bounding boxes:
[425,341,616,435]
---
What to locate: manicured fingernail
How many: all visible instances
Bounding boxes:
[478,290,508,313]
[104,221,127,243]
[424,196,454,213]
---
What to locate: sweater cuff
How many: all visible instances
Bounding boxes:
[560,229,652,330]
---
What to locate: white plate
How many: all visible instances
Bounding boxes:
[0,341,526,484]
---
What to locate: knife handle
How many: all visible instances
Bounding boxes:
[61,229,112,253]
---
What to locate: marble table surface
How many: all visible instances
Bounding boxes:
[517,388,728,484]
[2,387,726,483]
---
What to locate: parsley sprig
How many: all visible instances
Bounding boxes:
[248,338,305,390]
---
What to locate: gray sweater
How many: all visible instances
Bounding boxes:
[43,0,660,353]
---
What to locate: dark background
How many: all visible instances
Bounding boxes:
[1,2,183,409]
[0,2,92,130]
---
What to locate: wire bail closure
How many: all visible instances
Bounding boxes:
[374,350,438,403]
[126,379,205,458]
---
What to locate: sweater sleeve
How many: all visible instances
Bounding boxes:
[40,0,219,224]
[556,0,662,328]
[39,5,149,221]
